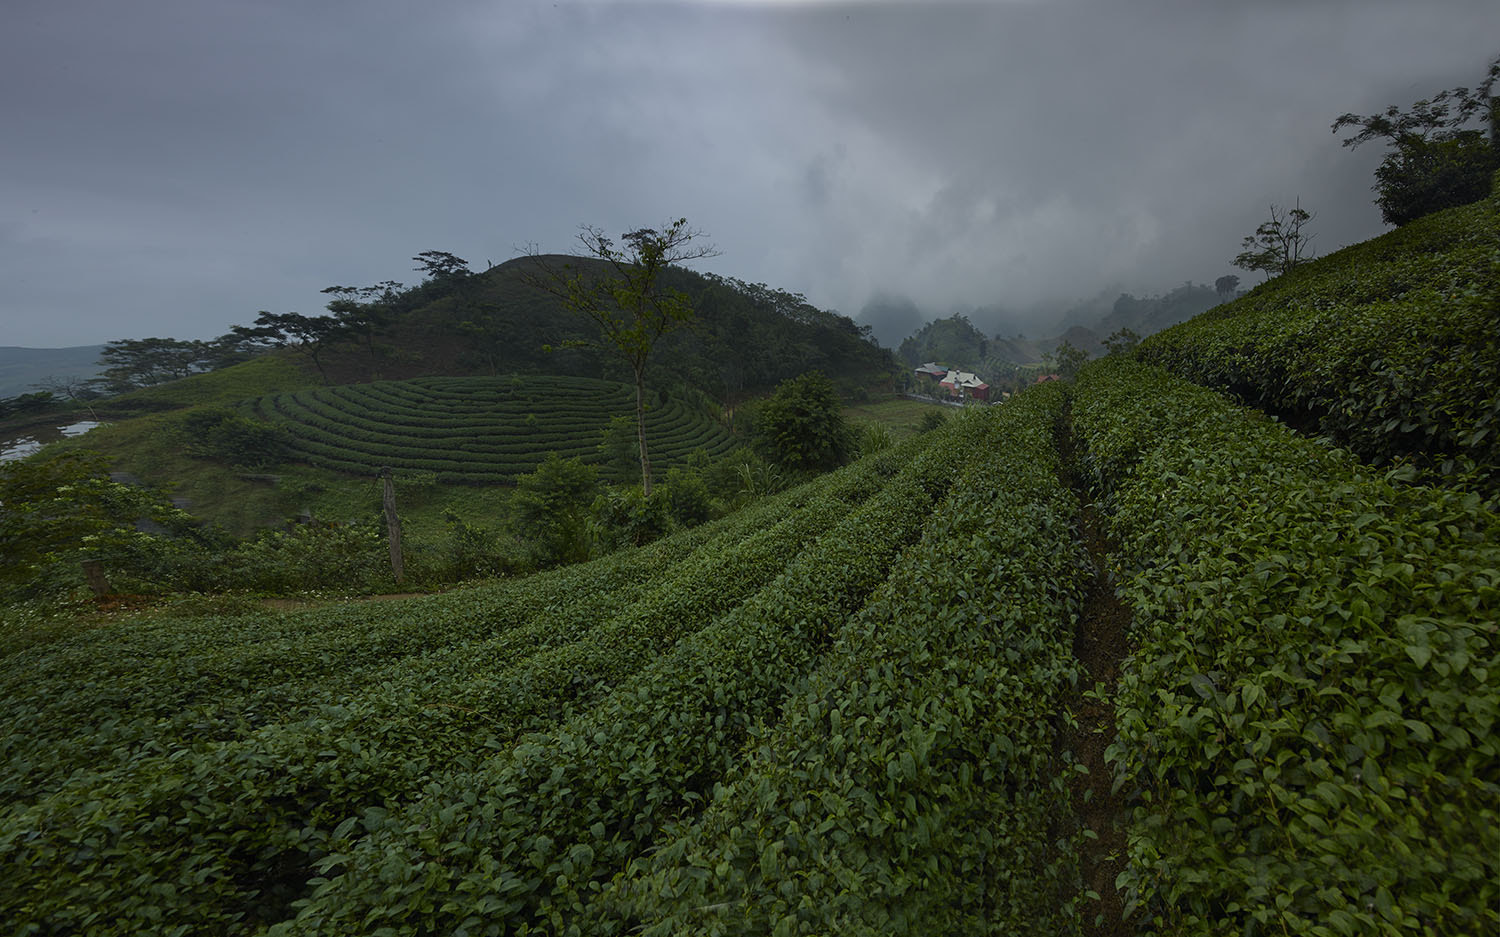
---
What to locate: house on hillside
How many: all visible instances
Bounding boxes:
[939,369,990,402]
[914,362,948,379]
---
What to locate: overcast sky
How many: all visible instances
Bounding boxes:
[3,0,1497,349]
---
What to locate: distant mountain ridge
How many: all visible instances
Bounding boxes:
[889,281,1230,377]
[0,345,106,398]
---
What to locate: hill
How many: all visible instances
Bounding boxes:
[287,255,897,401]
[0,344,105,399]
[1139,168,1500,489]
[244,374,736,484]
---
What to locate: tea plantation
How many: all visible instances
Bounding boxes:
[5,188,1499,935]
[242,375,737,483]
[6,354,1497,935]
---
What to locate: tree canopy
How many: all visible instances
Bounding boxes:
[522,219,719,495]
[753,370,854,473]
[1333,52,1500,225]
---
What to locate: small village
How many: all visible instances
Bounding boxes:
[910,361,1058,404]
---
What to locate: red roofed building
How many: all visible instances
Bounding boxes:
[940,369,990,402]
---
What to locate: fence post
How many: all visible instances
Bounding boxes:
[80,559,112,598]
[381,466,404,584]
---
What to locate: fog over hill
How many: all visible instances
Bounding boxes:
[3,1,1496,348]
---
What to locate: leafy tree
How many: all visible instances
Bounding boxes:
[1214,274,1240,297]
[896,313,988,369]
[1102,328,1141,357]
[598,414,640,482]
[1052,339,1089,379]
[510,453,599,566]
[176,408,289,468]
[322,282,403,380]
[1333,53,1500,225]
[0,391,58,420]
[523,218,719,495]
[412,250,471,282]
[1367,133,1498,226]
[97,337,218,390]
[753,370,854,472]
[247,311,345,383]
[32,375,107,419]
[1233,201,1315,279]
[0,451,201,602]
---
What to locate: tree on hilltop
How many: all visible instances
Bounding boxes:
[1333,52,1500,225]
[1233,201,1315,280]
[521,219,719,496]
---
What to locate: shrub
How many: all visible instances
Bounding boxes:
[511,453,599,565]
[753,370,855,472]
[177,407,289,468]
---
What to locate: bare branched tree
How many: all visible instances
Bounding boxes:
[1233,200,1315,280]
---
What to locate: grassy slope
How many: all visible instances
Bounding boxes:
[843,395,951,439]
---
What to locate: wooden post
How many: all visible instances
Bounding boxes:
[81,559,111,598]
[381,467,404,584]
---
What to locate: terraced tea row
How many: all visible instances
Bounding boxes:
[13,361,1495,935]
[1075,358,1500,936]
[0,434,933,935]
[1138,175,1500,489]
[241,374,737,482]
[591,381,1093,936]
[280,389,1084,936]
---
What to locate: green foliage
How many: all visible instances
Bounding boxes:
[754,370,855,472]
[511,452,600,565]
[1140,183,1500,491]
[99,353,314,416]
[1052,339,1089,378]
[0,450,204,603]
[896,312,989,369]
[97,335,251,391]
[658,465,715,526]
[430,510,521,581]
[1333,52,1500,225]
[274,426,964,936]
[595,384,1090,936]
[919,409,949,433]
[0,390,60,420]
[0,456,899,935]
[521,219,718,494]
[1372,131,1498,226]
[203,520,393,593]
[1075,358,1500,936]
[176,407,289,468]
[1102,327,1141,356]
[858,420,895,457]
[598,414,640,481]
[591,484,674,550]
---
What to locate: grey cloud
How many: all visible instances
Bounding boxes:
[2,0,1497,347]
